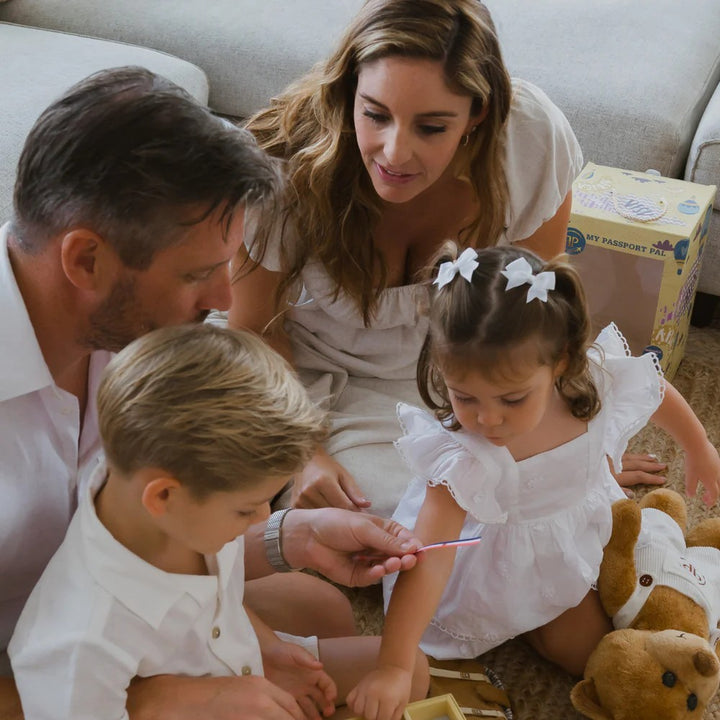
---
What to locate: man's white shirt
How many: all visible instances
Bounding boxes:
[0,223,112,674]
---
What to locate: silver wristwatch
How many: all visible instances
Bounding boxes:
[263,508,295,572]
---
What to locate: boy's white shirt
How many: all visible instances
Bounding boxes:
[8,462,264,720]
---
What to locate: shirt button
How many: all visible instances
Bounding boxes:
[241,665,252,676]
[212,626,221,639]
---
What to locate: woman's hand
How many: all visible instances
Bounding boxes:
[262,640,337,719]
[607,453,667,497]
[292,447,371,511]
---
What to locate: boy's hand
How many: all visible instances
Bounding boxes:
[262,640,337,719]
[346,666,412,720]
[684,437,720,506]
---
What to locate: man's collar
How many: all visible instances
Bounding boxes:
[80,464,241,629]
[0,223,54,401]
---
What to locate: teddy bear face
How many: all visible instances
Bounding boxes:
[572,629,720,720]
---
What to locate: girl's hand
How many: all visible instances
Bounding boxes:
[608,453,667,497]
[684,437,720,507]
[292,448,371,511]
[262,640,337,719]
[346,666,412,720]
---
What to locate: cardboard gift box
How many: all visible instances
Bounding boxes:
[565,162,717,379]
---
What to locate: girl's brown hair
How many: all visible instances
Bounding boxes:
[244,0,512,324]
[418,243,601,429]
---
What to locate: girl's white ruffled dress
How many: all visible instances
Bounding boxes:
[382,324,665,658]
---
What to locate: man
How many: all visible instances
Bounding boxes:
[0,66,418,720]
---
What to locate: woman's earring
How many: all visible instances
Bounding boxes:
[461,125,478,147]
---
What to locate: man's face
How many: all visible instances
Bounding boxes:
[84,207,244,352]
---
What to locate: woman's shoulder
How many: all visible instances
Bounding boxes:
[502,78,584,242]
[509,78,568,124]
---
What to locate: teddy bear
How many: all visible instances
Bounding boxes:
[571,488,720,720]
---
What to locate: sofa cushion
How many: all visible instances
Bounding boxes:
[0,0,363,119]
[486,0,720,179]
[0,22,208,224]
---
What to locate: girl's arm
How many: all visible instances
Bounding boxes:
[651,380,720,505]
[347,483,467,720]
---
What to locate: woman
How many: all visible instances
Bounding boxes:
[228,0,665,517]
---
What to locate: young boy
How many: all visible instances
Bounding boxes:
[8,324,428,720]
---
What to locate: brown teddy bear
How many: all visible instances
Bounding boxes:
[571,488,720,720]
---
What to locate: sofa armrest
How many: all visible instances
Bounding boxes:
[686,81,720,211]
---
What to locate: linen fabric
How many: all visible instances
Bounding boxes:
[382,324,664,658]
[0,223,112,675]
[9,464,267,720]
[240,79,583,518]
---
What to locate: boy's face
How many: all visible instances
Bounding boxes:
[166,475,289,555]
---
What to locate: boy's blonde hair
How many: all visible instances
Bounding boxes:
[97,324,327,498]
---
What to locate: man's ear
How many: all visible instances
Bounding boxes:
[59,229,120,292]
[142,475,183,518]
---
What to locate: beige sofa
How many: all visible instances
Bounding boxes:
[1,0,719,315]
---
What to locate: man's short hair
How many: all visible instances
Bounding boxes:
[13,66,278,268]
[97,324,327,498]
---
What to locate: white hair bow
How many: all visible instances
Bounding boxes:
[433,247,479,289]
[501,257,556,303]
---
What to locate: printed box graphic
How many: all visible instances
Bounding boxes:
[565,163,716,380]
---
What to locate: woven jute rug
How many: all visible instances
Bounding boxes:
[345,322,720,719]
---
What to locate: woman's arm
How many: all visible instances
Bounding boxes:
[513,191,573,260]
[228,245,292,362]
[229,247,368,510]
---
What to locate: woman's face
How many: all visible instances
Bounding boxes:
[353,56,479,204]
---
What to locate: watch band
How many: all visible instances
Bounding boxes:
[264,508,295,573]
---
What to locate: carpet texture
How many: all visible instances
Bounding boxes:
[344,321,720,719]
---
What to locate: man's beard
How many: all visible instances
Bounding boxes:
[82,276,210,353]
[83,276,150,353]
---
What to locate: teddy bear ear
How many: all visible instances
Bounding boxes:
[570,678,614,720]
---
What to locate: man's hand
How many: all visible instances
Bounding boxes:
[262,640,336,719]
[127,674,304,720]
[291,448,371,511]
[281,509,421,586]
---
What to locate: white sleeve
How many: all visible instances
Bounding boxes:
[502,79,584,243]
[10,611,135,720]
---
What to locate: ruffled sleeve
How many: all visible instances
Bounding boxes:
[501,79,584,244]
[394,403,508,523]
[589,323,665,472]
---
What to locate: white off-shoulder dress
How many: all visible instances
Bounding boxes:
[223,80,583,517]
[382,325,665,658]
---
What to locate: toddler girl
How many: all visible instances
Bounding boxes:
[347,244,720,720]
